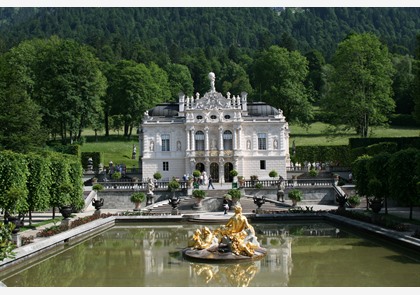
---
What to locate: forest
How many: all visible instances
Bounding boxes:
[0,7,419,151]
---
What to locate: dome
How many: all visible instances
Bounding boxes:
[247,102,279,117]
[148,103,179,117]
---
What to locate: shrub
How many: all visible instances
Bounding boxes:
[309,169,318,177]
[112,172,122,180]
[92,184,104,192]
[230,169,238,177]
[153,172,162,180]
[348,195,361,206]
[168,180,180,191]
[130,192,146,203]
[227,189,241,199]
[192,189,206,199]
[269,170,278,178]
[192,170,201,178]
[288,189,302,202]
[255,183,263,189]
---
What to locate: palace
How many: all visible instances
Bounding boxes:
[139,72,290,183]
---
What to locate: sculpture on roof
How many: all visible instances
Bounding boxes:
[209,72,216,92]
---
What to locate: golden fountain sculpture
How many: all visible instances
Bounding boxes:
[183,205,267,262]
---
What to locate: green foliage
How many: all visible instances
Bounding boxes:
[253,45,313,124]
[255,183,263,189]
[365,142,398,155]
[352,155,372,198]
[388,148,420,208]
[321,33,395,138]
[229,169,238,177]
[92,184,104,192]
[192,189,206,199]
[227,189,241,199]
[288,189,303,202]
[25,153,52,221]
[81,152,102,170]
[0,150,29,216]
[223,194,232,200]
[192,170,201,178]
[0,221,16,261]
[268,170,278,178]
[348,195,361,206]
[153,172,162,180]
[309,169,318,177]
[111,172,122,180]
[168,180,180,192]
[48,152,73,209]
[130,192,145,203]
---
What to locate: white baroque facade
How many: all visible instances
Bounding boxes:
[139,72,290,183]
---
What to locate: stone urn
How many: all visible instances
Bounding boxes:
[92,198,104,210]
[59,205,73,219]
[369,199,383,213]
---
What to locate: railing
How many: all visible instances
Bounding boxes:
[240,178,335,189]
[96,178,336,191]
[96,179,189,191]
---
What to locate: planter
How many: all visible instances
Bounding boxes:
[133,202,142,211]
[369,199,383,213]
[59,205,73,219]
[7,216,23,234]
[92,198,104,210]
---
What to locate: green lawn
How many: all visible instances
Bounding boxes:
[289,122,419,147]
[80,123,419,167]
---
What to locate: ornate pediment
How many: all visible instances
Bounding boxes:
[195,91,231,110]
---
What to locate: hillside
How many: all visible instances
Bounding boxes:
[0,7,418,60]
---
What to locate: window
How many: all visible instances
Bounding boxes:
[163,162,169,171]
[195,131,205,151]
[224,115,231,119]
[260,160,266,170]
[258,133,267,150]
[223,130,233,150]
[161,134,170,151]
[210,115,217,120]
[196,115,203,120]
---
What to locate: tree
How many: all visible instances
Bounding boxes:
[366,152,391,214]
[106,60,166,139]
[413,34,420,124]
[164,63,194,99]
[0,151,29,219]
[25,153,52,225]
[321,33,395,137]
[0,46,48,152]
[31,37,107,143]
[388,148,420,220]
[352,154,372,210]
[252,45,313,124]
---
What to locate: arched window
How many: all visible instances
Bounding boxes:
[223,130,233,150]
[195,131,205,151]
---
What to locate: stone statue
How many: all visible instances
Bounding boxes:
[208,72,216,92]
[277,176,285,202]
[147,178,155,195]
[189,205,260,257]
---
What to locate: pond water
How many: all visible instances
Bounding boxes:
[1,221,420,287]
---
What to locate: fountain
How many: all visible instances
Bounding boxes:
[183,205,267,262]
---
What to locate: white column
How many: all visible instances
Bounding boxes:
[233,127,238,150]
[205,126,209,151]
[191,128,195,151]
[186,128,190,151]
[219,127,223,150]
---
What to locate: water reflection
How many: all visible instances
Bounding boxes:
[1,222,420,287]
[190,262,259,287]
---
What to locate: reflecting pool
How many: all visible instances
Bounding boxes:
[1,221,420,287]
